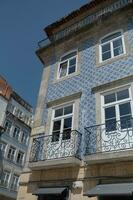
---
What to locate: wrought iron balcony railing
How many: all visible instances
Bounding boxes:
[85,118,133,155]
[29,130,82,162]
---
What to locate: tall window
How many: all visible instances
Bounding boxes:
[13,126,20,140]
[1,171,10,188]
[51,104,74,142]
[20,130,28,144]
[7,103,15,114]
[102,88,133,132]
[7,146,16,161]
[100,31,125,62]
[16,151,24,165]
[4,120,12,134]
[58,51,77,78]
[10,175,19,191]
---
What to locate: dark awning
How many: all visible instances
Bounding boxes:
[84,183,133,197]
[33,187,67,196]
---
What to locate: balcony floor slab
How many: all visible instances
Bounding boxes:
[84,149,133,165]
[29,156,81,170]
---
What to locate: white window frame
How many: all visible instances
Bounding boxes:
[57,50,78,79]
[16,151,24,165]
[99,30,126,63]
[101,86,133,126]
[2,170,11,188]
[10,174,19,191]
[50,102,75,141]
[12,126,20,140]
[7,146,16,161]
[20,130,29,144]
[4,120,12,134]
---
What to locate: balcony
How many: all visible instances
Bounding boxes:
[84,118,133,164]
[29,130,82,169]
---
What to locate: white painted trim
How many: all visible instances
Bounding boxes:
[50,103,74,141]
[99,30,126,63]
[101,86,133,124]
[57,50,78,80]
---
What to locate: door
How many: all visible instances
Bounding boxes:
[46,104,74,159]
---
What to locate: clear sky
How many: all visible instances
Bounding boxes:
[0,0,88,110]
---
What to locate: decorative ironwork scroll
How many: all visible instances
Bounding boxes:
[29,130,82,162]
[85,118,133,155]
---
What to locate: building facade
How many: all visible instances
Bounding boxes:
[17,0,133,200]
[0,76,33,200]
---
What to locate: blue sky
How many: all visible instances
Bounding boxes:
[0,0,88,110]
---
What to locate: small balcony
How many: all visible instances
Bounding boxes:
[29,130,82,169]
[84,118,133,164]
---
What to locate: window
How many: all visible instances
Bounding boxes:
[15,108,21,117]
[0,142,7,156]
[24,115,30,125]
[16,151,24,165]
[1,171,10,188]
[102,88,133,132]
[58,51,77,78]
[51,104,74,142]
[4,120,12,134]
[21,130,28,144]
[100,31,125,62]
[7,146,16,161]
[13,126,20,140]
[10,175,19,191]
[7,103,15,114]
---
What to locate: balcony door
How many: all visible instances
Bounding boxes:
[101,87,133,152]
[46,104,74,159]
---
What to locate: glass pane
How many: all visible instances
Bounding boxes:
[53,120,61,131]
[55,108,63,117]
[68,65,76,74]
[64,117,72,129]
[69,57,76,66]
[113,38,122,48]
[120,115,132,129]
[61,51,77,61]
[117,89,129,100]
[59,61,67,77]
[101,32,121,43]
[62,129,71,140]
[104,93,116,104]
[64,105,73,115]
[105,106,116,119]
[119,102,131,116]
[114,46,123,56]
[105,119,116,132]
[102,43,110,53]
[52,131,60,142]
[102,51,111,61]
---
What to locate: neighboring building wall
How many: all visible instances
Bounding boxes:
[0,96,8,128]
[0,76,12,127]
[0,77,33,200]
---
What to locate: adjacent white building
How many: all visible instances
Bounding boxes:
[0,76,33,200]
